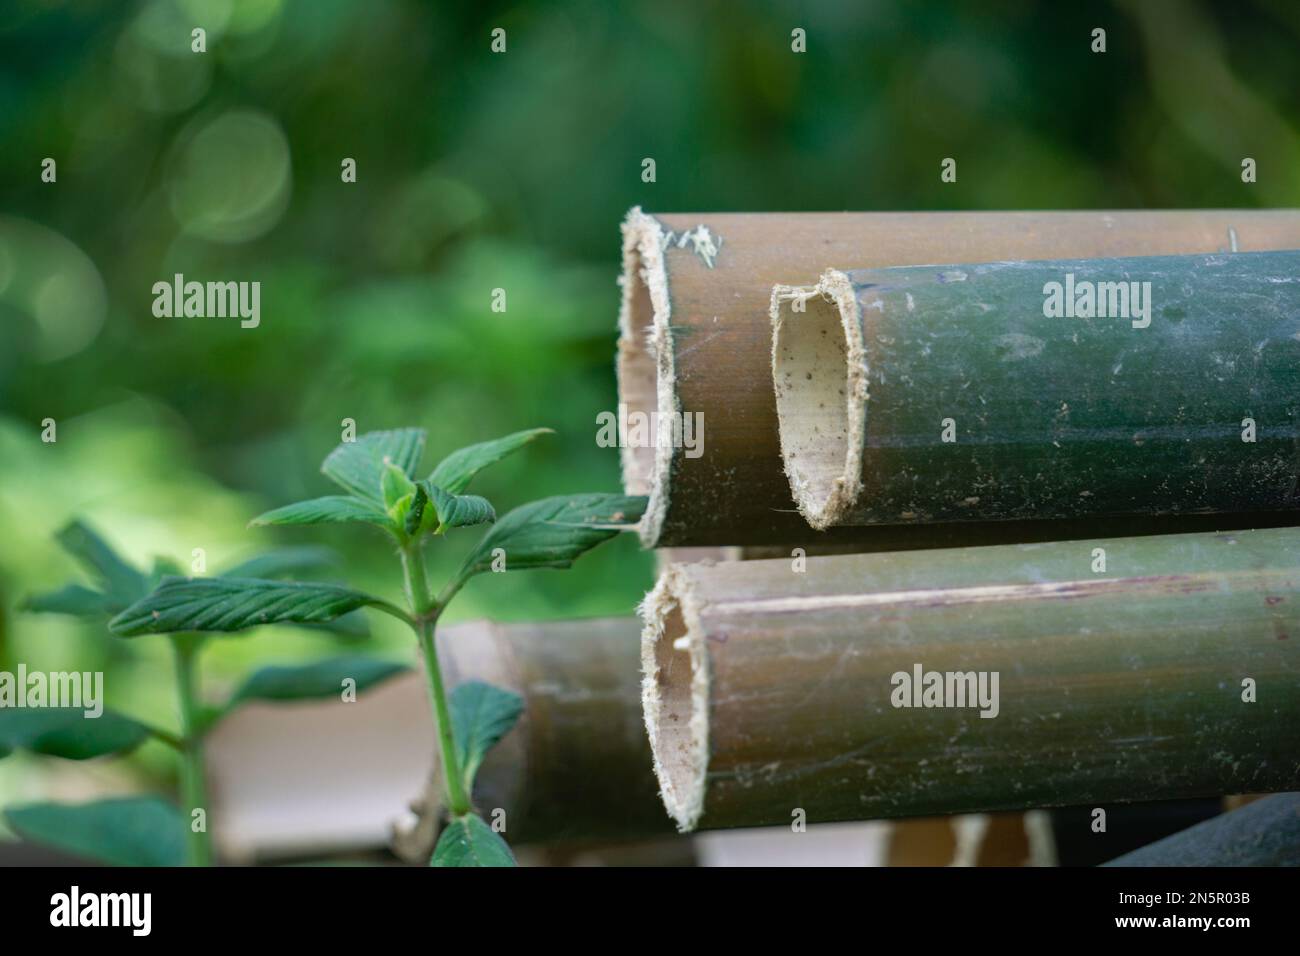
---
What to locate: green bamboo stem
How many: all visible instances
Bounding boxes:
[772,249,1300,530]
[641,527,1300,832]
[170,635,213,866]
[619,208,1300,546]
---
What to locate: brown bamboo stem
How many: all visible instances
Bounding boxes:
[640,527,1300,832]
[618,207,1300,546]
[399,616,673,853]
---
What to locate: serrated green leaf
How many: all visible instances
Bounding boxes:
[250,496,392,529]
[55,521,147,607]
[229,656,408,706]
[431,813,516,867]
[0,707,153,760]
[219,546,339,580]
[428,427,551,494]
[22,583,109,617]
[456,494,646,579]
[417,481,495,532]
[5,797,185,866]
[450,681,523,788]
[108,576,403,636]
[321,429,426,501]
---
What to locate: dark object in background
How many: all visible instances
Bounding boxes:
[1051,799,1221,866]
[0,843,107,867]
[1103,793,1300,867]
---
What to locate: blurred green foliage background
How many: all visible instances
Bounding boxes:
[1,0,1297,812]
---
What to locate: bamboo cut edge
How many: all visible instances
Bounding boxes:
[640,564,711,832]
[617,205,677,547]
[771,268,867,530]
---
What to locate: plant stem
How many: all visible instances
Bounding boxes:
[401,543,471,818]
[170,634,213,867]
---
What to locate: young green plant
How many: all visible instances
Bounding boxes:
[7,523,401,866]
[106,427,646,866]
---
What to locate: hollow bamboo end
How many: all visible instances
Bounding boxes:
[639,566,709,832]
[617,206,676,547]
[770,269,868,530]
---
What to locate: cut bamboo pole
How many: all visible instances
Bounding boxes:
[1103,792,1300,866]
[640,527,1300,832]
[618,208,1300,546]
[773,250,1300,530]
